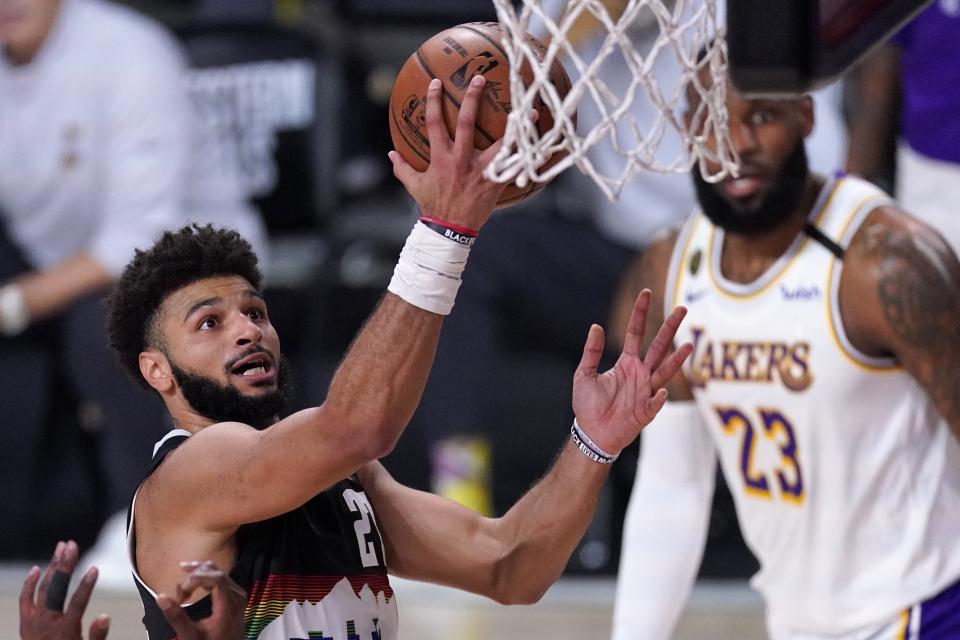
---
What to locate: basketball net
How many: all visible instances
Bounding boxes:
[486,0,738,202]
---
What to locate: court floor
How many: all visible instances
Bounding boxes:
[0,565,766,639]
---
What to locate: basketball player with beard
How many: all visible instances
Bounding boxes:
[110,78,692,639]
[609,70,960,639]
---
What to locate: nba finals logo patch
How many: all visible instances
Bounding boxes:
[690,249,702,276]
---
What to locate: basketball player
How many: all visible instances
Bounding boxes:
[115,77,691,639]
[609,69,960,638]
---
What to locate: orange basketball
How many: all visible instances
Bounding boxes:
[388,22,574,208]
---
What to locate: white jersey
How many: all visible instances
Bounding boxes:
[664,176,960,636]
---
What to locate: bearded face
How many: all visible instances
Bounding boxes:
[170,354,292,430]
[693,139,810,235]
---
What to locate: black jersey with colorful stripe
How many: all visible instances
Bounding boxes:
[129,430,397,640]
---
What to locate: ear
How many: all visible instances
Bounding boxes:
[798,95,815,139]
[139,350,174,394]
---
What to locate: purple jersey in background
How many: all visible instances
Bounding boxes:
[892,0,960,164]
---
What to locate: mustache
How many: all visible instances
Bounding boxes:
[224,345,274,372]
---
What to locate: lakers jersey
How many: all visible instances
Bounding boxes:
[129,430,398,640]
[665,176,960,635]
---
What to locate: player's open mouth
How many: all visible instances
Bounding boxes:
[230,354,275,382]
[721,174,765,200]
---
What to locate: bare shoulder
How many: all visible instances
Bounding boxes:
[840,205,960,355]
[139,422,258,514]
[633,229,681,295]
[609,228,680,348]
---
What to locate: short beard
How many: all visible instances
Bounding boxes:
[169,357,292,430]
[693,141,809,235]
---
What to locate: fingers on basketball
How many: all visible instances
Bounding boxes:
[388,22,572,208]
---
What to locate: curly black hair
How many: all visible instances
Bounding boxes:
[108,224,263,388]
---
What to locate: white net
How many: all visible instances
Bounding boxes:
[486,0,738,202]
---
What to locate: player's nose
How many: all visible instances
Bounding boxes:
[233,313,263,346]
[730,118,760,156]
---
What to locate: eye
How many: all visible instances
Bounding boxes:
[198,316,219,330]
[750,107,776,126]
[247,307,266,321]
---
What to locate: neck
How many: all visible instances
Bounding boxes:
[167,398,217,434]
[720,174,824,283]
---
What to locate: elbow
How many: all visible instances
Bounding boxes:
[363,425,400,460]
[488,549,554,605]
[310,405,401,463]
[490,580,550,606]
[353,415,403,461]
[498,586,549,606]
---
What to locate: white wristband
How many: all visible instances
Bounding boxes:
[387,221,472,315]
[571,418,619,464]
[0,284,29,336]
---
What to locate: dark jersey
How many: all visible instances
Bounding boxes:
[128,429,397,640]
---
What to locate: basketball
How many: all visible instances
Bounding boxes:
[388,22,574,208]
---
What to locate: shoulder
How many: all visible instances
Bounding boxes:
[137,422,259,511]
[626,227,682,293]
[646,227,682,266]
[150,423,257,477]
[72,0,185,71]
[609,225,682,349]
[845,204,956,278]
[840,203,959,354]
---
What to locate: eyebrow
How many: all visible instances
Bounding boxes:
[182,288,264,323]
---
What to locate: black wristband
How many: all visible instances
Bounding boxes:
[418,217,477,247]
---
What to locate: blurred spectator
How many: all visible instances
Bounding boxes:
[847,0,960,253]
[0,0,266,582]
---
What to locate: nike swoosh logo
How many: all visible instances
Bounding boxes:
[685,289,710,304]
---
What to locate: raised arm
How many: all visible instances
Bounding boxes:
[840,206,960,439]
[361,289,692,603]
[147,76,510,530]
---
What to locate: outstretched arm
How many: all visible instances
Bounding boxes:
[362,291,692,603]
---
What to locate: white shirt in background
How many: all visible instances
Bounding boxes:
[0,0,267,277]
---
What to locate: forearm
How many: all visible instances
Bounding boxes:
[322,293,442,453]
[6,252,112,322]
[491,439,610,603]
[611,474,712,638]
[611,401,715,638]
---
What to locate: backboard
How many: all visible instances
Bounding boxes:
[728,0,934,95]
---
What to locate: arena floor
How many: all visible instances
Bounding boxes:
[0,566,766,638]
